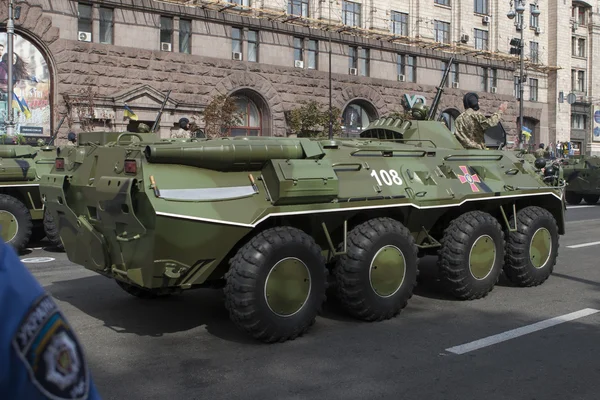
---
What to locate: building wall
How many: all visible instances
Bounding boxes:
[0,0,558,145]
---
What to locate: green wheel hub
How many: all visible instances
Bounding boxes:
[529,227,552,269]
[469,235,496,280]
[0,210,18,243]
[264,257,311,317]
[369,245,406,297]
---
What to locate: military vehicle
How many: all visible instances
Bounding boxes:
[561,155,600,205]
[0,116,71,252]
[40,59,566,343]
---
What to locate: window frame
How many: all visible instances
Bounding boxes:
[474,0,488,15]
[529,78,538,102]
[434,20,450,44]
[179,19,192,54]
[307,39,318,69]
[342,1,362,27]
[390,11,408,36]
[247,30,259,63]
[160,16,174,50]
[474,28,489,51]
[77,2,93,37]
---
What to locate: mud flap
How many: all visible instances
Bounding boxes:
[94,177,150,286]
[40,174,110,272]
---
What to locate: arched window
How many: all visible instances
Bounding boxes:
[342,101,377,137]
[229,96,262,136]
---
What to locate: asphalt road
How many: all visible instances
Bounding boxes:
[22,204,600,400]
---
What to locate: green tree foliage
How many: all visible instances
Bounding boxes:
[285,100,343,137]
[202,94,244,139]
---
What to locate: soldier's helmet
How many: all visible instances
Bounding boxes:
[178,117,190,130]
[463,92,480,111]
[67,132,76,142]
[37,139,46,147]
[137,123,151,133]
[410,103,429,120]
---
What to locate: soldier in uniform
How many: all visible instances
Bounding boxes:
[534,143,546,159]
[454,92,508,149]
[173,117,205,139]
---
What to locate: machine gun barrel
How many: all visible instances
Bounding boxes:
[144,140,308,171]
[427,56,454,120]
[151,90,172,133]
[47,114,66,146]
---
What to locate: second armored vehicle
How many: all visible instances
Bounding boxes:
[561,155,600,205]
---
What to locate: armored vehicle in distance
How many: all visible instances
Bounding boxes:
[40,60,566,343]
[561,155,600,205]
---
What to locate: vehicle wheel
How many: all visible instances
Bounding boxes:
[583,194,599,204]
[115,280,172,299]
[564,192,582,205]
[332,217,418,321]
[504,206,559,287]
[224,226,328,343]
[43,210,64,250]
[438,211,505,300]
[0,194,32,253]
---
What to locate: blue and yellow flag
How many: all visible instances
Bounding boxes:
[123,104,138,120]
[12,93,31,119]
[521,125,532,141]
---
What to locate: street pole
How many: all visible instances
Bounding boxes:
[518,11,524,150]
[328,0,333,140]
[6,0,14,136]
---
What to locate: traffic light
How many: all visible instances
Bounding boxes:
[510,38,522,55]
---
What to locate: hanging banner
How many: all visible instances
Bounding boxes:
[593,106,600,142]
[0,32,51,138]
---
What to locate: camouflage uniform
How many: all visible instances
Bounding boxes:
[454,108,503,149]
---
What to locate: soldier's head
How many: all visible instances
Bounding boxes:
[463,92,480,111]
[539,143,545,149]
[410,102,429,120]
[178,117,190,130]
[67,132,76,142]
[137,123,150,133]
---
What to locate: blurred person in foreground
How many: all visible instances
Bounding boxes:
[0,239,102,399]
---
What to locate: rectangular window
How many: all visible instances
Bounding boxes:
[390,11,408,36]
[489,68,497,90]
[406,55,416,82]
[530,41,539,63]
[573,37,586,57]
[232,0,250,8]
[307,40,318,69]
[576,7,586,25]
[571,113,587,129]
[77,3,93,36]
[358,48,369,77]
[530,4,539,28]
[349,46,357,69]
[99,7,113,44]
[160,16,173,50]
[529,78,538,101]
[294,37,303,62]
[474,29,488,50]
[516,12,523,29]
[179,19,192,54]
[435,0,450,6]
[342,1,361,27]
[232,27,242,55]
[514,76,521,99]
[434,21,450,44]
[247,30,258,62]
[577,70,585,92]
[480,67,488,91]
[451,63,459,84]
[475,0,488,15]
[288,0,309,17]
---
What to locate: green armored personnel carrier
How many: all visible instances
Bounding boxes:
[39,60,566,343]
[561,155,600,205]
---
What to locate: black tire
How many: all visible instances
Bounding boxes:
[565,192,582,205]
[504,206,559,287]
[115,279,172,299]
[0,194,33,253]
[224,226,328,343]
[43,210,64,250]
[583,194,599,204]
[438,211,505,300]
[332,217,418,321]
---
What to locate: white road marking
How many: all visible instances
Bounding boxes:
[567,241,600,249]
[445,308,600,355]
[21,257,55,263]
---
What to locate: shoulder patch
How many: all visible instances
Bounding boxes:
[12,293,90,400]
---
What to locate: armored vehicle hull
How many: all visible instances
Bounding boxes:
[562,156,600,205]
[0,144,65,252]
[40,123,566,343]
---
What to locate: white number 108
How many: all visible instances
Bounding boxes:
[370,169,403,186]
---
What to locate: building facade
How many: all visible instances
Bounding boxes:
[0,0,594,151]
